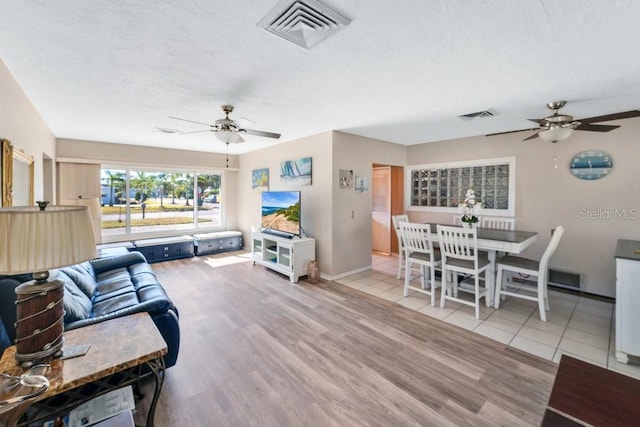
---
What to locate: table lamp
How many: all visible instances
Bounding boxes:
[0,202,97,367]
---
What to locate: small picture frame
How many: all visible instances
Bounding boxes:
[339,169,354,188]
[355,175,368,193]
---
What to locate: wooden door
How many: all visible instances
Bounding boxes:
[372,166,391,254]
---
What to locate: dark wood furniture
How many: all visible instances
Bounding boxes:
[543,355,640,426]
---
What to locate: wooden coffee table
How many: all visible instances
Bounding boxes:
[542,355,640,426]
[0,312,167,427]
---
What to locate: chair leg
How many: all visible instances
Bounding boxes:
[429,264,436,306]
[420,265,427,290]
[403,258,411,297]
[440,269,448,308]
[494,266,503,308]
[474,275,480,320]
[537,277,547,322]
[397,246,403,279]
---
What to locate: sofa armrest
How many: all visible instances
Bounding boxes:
[89,251,147,275]
[65,297,172,330]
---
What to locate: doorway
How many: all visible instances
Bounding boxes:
[371,164,404,256]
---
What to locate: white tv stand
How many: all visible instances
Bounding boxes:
[252,231,315,283]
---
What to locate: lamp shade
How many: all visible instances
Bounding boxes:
[0,205,97,275]
[538,126,574,143]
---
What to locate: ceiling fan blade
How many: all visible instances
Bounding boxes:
[574,123,620,132]
[579,110,640,125]
[523,132,540,141]
[242,128,281,139]
[169,116,213,127]
[485,127,538,137]
[152,127,182,134]
[527,118,546,125]
[178,130,215,135]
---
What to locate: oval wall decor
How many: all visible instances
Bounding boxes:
[570,150,613,180]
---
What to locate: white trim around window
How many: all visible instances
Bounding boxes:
[405,156,516,217]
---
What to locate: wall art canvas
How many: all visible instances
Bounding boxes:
[339,169,354,188]
[280,156,312,186]
[252,168,269,189]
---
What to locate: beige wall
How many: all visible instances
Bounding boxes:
[238,131,406,278]
[0,60,56,204]
[57,138,239,231]
[407,118,640,297]
[238,132,333,271]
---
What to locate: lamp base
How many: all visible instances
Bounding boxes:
[14,278,65,368]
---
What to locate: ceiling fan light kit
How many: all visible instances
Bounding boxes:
[538,125,575,143]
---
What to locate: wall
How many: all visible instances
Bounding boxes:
[407,118,640,297]
[331,132,406,277]
[0,60,56,203]
[57,138,239,230]
[238,132,333,272]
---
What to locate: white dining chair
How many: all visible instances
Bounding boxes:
[437,225,491,319]
[493,226,565,322]
[400,222,441,306]
[451,215,462,226]
[392,214,409,279]
[481,217,515,230]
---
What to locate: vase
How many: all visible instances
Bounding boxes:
[307,260,320,284]
[462,222,478,229]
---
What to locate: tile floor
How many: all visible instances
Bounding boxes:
[334,253,640,380]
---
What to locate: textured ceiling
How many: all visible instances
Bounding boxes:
[0,0,639,154]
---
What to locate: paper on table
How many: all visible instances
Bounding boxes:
[68,385,135,427]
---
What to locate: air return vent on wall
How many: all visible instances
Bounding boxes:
[257,0,351,49]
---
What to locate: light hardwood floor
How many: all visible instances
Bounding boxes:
[136,251,557,426]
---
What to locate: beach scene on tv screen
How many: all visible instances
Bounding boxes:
[262,192,300,234]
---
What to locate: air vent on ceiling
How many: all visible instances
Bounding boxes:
[257,0,350,49]
[458,110,495,121]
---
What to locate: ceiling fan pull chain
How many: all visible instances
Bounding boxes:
[553,149,558,169]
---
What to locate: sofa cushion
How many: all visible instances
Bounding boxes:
[59,271,93,323]
[61,262,96,298]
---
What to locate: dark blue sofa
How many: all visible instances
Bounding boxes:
[0,251,180,368]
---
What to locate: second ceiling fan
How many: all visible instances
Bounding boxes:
[493,101,640,143]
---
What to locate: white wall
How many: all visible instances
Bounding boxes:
[407,119,640,297]
[0,60,56,203]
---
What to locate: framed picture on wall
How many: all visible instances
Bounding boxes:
[355,175,368,193]
[252,168,269,190]
[339,169,354,188]
[280,156,312,186]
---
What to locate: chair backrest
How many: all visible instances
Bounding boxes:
[392,214,409,230]
[399,222,436,259]
[481,217,515,230]
[539,226,565,272]
[437,224,479,265]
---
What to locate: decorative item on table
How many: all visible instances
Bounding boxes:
[459,188,481,228]
[0,202,97,367]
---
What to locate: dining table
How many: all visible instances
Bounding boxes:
[427,224,539,307]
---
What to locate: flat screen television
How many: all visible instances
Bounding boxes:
[261,191,301,238]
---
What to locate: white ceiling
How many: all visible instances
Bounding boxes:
[1,0,639,154]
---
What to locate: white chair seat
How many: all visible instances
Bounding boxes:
[407,250,441,262]
[445,255,490,271]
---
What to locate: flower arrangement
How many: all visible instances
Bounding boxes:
[459,188,481,225]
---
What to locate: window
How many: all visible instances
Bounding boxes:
[100,167,223,238]
[405,157,515,216]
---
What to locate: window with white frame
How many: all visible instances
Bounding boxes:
[100,167,223,238]
[405,157,516,216]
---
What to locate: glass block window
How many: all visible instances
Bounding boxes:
[406,157,515,216]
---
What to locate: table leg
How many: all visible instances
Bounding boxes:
[144,357,166,427]
[486,250,496,307]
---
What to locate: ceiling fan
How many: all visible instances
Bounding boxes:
[490,101,640,143]
[168,105,281,144]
